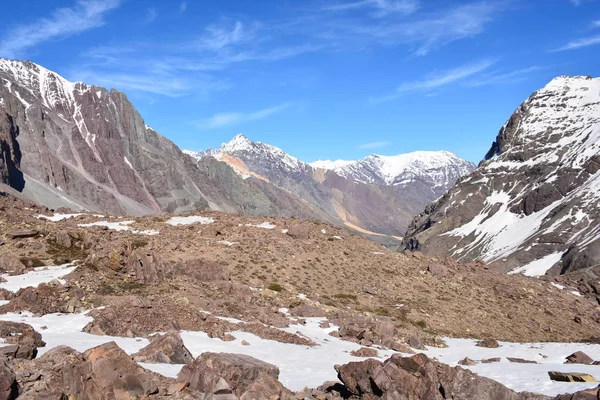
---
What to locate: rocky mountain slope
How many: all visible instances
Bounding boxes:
[403,76,600,277]
[0,192,598,398]
[186,135,474,238]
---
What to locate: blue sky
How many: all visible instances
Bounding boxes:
[1,0,599,163]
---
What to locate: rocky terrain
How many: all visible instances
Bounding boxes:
[404,76,600,279]
[0,192,598,398]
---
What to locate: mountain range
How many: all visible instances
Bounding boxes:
[403,75,600,277]
[0,58,474,241]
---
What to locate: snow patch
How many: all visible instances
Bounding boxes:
[0,264,77,292]
[165,216,215,226]
[508,252,564,277]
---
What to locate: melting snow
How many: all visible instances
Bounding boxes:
[508,252,564,277]
[0,264,77,292]
[78,221,159,235]
[165,216,215,226]
[242,222,276,229]
[37,213,84,222]
[124,157,133,169]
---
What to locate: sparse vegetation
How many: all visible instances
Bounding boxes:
[267,283,284,292]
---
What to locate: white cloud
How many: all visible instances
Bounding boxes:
[372,59,496,102]
[0,0,122,59]
[146,7,157,23]
[554,34,600,51]
[467,66,543,86]
[197,103,292,129]
[325,0,419,16]
[358,141,392,149]
[198,21,255,50]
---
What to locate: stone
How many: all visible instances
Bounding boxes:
[177,352,286,397]
[408,336,426,350]
[6,230,38,239]
[507,357,537,364]
[132,331,194,364]
[458,357,477,366]
[0,359,18,400]
[476,338,500,348]
[290,305,326,318]
[427,263,448,277]
[548,371,598,382]
[565,351,595,365]
[350,348,379,358]
[482,357,501,363]
[0,321,45,359]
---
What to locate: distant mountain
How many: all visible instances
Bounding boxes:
[312,151,475,197]
[185,135,475,238]
[403,75,600,277]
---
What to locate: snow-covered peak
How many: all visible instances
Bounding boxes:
[311,159,353,170]
[313,150,475,186]
[220,133,254,153]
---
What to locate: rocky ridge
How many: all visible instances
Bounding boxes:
[403,76,600,278]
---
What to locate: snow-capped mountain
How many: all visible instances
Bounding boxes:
[404,75,600,277]
[185,135,475,237]
[311,151,475,192]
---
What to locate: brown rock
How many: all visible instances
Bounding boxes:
[427,263,448,277]
[482,357,502,363]
[290,305,326,318]
[476,338,500,348]
[548,371,598,382]
[61,341,162,398]
[0,321,45,359]
[338,353,549,399]
[0,359,18,400]
[6,230,38,239]
[241,340,250,346]
[132,331,194,364]
[408,336,426,350]
[458,357,478,366]
[177,352,286,397]
[350,347,379,358]
[507,357,538,364]
[565,351,595,365]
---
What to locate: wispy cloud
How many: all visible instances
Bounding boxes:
[198,21,255,50]
[467,65,543,86]
[146,7,158,23]
[325,0,420,16]
[570,0,598,5]
[372,59,496,102]
[358,141,392,149]
[196,103,292,129]
[179,2,187,12]
[312,1,504,56]
[0,0,122,59]
[554,34,600,51]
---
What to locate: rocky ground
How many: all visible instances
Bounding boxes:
[0,191,600,398]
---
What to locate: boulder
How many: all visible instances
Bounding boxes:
[6,230,38,239]
[289,304,326,318]
[61,342,163,398]
[427,263,448,277]
[132,331,194,364]
[337,353,549,400]
[476,338,500,348]
[0,256,25,274]
[0,321,45,359]
[507,357,537,364]
[177,352,291,397]
[565,351,595,365]
[548,371,598,382]
[458,357,478,366]
[350,348,379,358]
[482,357,501,363]
[0,359,17,400]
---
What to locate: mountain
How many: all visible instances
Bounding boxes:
[403,75,600,277]
[312,151,475,197]
[185,135,474,238]
[0,58,338,219]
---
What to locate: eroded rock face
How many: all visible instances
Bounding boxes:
[177,352,291,398]
[132,331,194,364]
[0,321,45,360]
[337,353,550,400]
[403,76,600,276]
[0,359,17,400]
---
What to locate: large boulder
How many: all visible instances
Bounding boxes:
[132,331,194,364]
[565,351,595,365]
[0,321,45,359]
[61,342,164,399]
[177,352,292,398]
[0,359,17,399]
[337,353,549,400]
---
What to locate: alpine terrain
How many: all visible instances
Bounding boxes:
[0,59,472,241]
[404,76,600,278]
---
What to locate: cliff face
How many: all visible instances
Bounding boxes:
[403,76,600,276]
